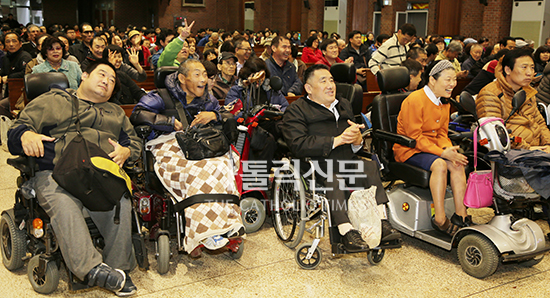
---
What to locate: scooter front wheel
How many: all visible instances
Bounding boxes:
[457,234,499,279]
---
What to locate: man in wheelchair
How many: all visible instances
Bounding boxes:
[7,60,141,296]
[282,64,400,252]
[130,59,244,254]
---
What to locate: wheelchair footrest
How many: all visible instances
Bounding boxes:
[67,270,92,292]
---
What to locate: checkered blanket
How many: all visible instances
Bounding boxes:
[147,133,244,253]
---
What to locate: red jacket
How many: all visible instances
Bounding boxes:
[315,55,343,67]
[301,47,323,64]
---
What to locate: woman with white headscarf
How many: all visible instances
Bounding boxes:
[393,60,469,236]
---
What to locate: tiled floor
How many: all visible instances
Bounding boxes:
[1,148,550,297]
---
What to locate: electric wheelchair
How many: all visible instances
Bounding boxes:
[0,73,149,294]
[128,66,244,275]
[370,66,550,278]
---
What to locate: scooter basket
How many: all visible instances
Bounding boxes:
[493,163,539,201]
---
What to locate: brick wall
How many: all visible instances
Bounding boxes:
[156,0,241,31]
[115,0,155,29]
[481,0,513,44]
[460,0,485,39]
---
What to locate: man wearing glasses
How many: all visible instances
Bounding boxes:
[69,23,94,63]
[234,38,252,76]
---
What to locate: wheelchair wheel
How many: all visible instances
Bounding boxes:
[295,243,322,270]
[27,255,59,294]
[272,163,306,248]
[457,234,499,279]
[240,197,266,233]
[156,234,170,275]
[367,249,385,265]
[1,213,27,271]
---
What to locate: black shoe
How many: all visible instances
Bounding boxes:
[87,263,126,294]
[451,213,472,227]
[117,273,137,297]
[381,220,401,242]
[341,229,370,252]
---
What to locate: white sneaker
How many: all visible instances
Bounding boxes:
[201,235,229,250]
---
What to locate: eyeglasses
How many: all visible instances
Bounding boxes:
[48,46,63,51]
[83,31,94,34]
[238,48,252,52]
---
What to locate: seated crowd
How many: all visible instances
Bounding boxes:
[4,17,550,297]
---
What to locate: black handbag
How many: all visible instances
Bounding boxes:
[52,95,131,224]
[175,124,230,160]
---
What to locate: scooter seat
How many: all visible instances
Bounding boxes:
[388,162,430,188]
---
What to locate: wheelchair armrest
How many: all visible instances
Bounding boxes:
[7,155,38,176]
[449,131,473,141]
[453,114,476,124]
[373,129,416,148]
[134,125,152,139]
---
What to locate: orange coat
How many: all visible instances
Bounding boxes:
[393,88,453,162]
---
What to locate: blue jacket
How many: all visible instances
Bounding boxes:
[132,71,221,139]
[265,57,303,96]
[225,79,289,118]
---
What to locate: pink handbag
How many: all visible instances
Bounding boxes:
[463,118,499,208]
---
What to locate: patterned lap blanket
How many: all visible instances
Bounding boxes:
[146,133,244,253]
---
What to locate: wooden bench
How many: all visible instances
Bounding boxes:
[134,70,156,91]
[8,78,25,113]
[366,71,380,92]
[120,104,136,119]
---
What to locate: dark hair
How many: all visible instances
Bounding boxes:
[406,47,427,60]
[432,37,444,46]
[494,48,510,61]
[102,44,124,60]
[41,36,67,59]
[52,31,68,40]
[501,48,534,77]
[400,23,416,37]
[221,32,231,41]
[238,57,270,80]
[402,59,423,77]
[84,59,120,99]
[234,37,249,50]
[303,64,330,85]
[202,60,218,77]
[534,45,550,63]
[319,38,337,52]
[271,35,290,48]
[347,30,361,41]
[479,37,489,44]
[425,43,439,57]
[305,35,318,48]
[202,49,217,64]
[4,32,21,42]
[220,40,235,53]
[376,33,390,44]
[423,59,455,82]
[499,37,515,48]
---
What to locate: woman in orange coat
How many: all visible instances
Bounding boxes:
[393,60,469,236]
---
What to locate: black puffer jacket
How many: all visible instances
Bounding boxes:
[536,62,550,105]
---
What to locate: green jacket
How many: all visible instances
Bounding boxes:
[158,36,184,67]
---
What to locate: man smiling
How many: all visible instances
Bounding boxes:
[282,64,400,252]
[265,36,302,96]
[8,60,141,296]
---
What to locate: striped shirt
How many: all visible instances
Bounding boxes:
[368,34,408,75]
